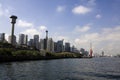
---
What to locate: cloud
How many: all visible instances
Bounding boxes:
[74,25,91,32]
[87,0,96,6]
[96,14,101,19]
[56,6,65,12]
[57,36,69,42]
[20,25,48,39]
[72,5,92,14]
[39,25,47,31]
[103,26,120,34]
[75,38,88,44]
[17,20,34,28]
[52,32,70,43]
[74,26,120,55]
[0,3,10,17]
[102,26,120,41]
[74,33,99,46]
[21,28,40,37]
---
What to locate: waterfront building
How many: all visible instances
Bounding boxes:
[34,35,39,49]
[71,45,75,52]
[43,39,47,50]
[56,40,64,52]
[54,42,57,52]
[65,42,71,52]
[39,39,44,50]
[25,35,28,45]
[80,48,85,54]
[28,39,34,47]
[43,30,48,51]
[19,34,28,45]
[47,38,54,52]
[0,33,5,42]
[8,35,16,46]
[80,48,89,56]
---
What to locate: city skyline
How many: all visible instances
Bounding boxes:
[0,0,120,55]
[1,32,79,54]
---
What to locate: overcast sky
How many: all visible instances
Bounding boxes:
[0,0,120,56]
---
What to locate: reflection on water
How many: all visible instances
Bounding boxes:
[0,57,120,80]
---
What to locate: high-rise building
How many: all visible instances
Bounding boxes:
[44,39,47,50]
[28,39,34,47]
[47,38,54,52]
[80,48,89,56]
[65,42,71,52]
[19,34,28,45]
[54,42,57,52]
[43,30,48,51]
[71,45,79,53]
[71,45,75,52]
[8,35,16,46]
[34,35,39,49]
[25,35,28,45]
[19,34,24,45]
[39,39,44,50]
[0,33,5,42]
[56,40,64,52]
[80,48,85,54]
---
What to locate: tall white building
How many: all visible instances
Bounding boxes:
[34,35,39,49]
[47,38,54,52]
[39,39,44,50]
[19,34,28,45]
[8,35,16,45]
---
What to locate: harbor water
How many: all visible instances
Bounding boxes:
[0,57,120,80]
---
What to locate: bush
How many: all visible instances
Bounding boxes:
[12,50,40,56]
[0,48,13,56]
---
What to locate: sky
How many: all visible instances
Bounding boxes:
[0,0,120,56]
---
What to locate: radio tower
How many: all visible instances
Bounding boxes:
[10,15,17,46]
[89,42,93,57]
[45,30,48,51]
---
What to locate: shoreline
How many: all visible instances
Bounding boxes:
[0,55,83,63]
[0,48,90,63]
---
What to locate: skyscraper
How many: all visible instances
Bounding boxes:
[19,34,28,45]
[44,30,48,51]
[0,33,5,42]
[8,35,16,46]
[25,35,28,45]
[54,42,57,52]
[28,39,34,47]
[56,40,64,52]
[71,45,75,52]
[39,39,44,50]
[34,35,39,49]
[65,42,71,52]
[47,38,54,52]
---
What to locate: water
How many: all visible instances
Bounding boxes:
[0,57,120,80]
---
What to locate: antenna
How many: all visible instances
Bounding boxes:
[89,42,93,57]
[90,42,92,49]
